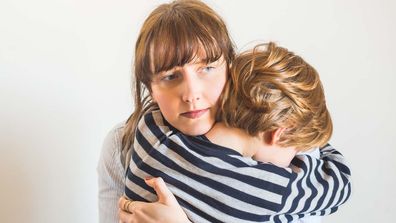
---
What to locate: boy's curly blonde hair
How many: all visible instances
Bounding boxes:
[220,42,332,151]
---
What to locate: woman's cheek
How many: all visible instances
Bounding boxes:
[211,74,227,103]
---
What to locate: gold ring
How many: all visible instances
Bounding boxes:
[123,200,133,213]
[123,200,130,211]
[126,200,133,213]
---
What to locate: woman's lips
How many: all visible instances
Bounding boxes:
[180,109,209,119]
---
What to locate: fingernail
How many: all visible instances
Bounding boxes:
[144,176,152,181]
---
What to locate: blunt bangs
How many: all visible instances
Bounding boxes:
[146,10,228,75]
[134,0,235,88]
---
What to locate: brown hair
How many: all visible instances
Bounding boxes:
[122,0,235,155]
[221,42,332,151]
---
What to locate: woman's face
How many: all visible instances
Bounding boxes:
[150,56,227,136]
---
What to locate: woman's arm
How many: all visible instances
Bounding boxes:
[97,123,126,223]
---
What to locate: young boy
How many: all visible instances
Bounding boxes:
[124,42,351,222]
[212,41,333,168]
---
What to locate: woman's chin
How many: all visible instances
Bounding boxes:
[179,124,213,136]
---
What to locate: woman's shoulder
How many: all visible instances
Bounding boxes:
[103,122,125,151]
[99,122,126,168]
[97,122,127,210]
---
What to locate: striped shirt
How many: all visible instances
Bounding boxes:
[125,110,352,223]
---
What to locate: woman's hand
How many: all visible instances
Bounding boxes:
[118,177,191,223]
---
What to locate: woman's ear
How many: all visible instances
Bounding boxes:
[269,128,286,145]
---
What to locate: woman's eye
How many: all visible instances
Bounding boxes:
[161,73,178,81]
[202,66,215,73]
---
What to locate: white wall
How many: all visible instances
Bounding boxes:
[0,0,394,222]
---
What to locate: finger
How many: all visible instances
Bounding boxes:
[118,208,135,223]
[118,196,134,212]
[133,211,154,223]
[126,200,155,214]
[145,177,178,206]
[118,196,127,210]
[120,206,156,223]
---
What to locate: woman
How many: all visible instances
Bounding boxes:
[97,0,234,222]
[98,1,350,222]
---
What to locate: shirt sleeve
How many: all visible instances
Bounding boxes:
[132,110,352,220]
[97,123,126,223]
[276,144,352,219]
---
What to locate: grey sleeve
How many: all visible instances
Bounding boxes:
[97,123,126,223]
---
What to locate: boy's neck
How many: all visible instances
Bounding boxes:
[205,123,262,157]
[205,122,296,168]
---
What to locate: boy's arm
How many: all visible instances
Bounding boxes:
[277,144,352,218]
[132,110,352,218]
[135,109,174,147]
[124,109,171,198]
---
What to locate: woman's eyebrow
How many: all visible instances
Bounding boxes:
[192,59,218,66]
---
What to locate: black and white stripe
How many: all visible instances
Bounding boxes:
[125,110,352,223]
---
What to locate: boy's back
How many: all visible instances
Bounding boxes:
[124,109,351,222]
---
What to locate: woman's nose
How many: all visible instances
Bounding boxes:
[181,71,202,104]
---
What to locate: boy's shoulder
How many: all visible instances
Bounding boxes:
[297,147,320,158]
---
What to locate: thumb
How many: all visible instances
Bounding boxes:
[145,177,179,206]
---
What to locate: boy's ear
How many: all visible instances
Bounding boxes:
[269,128,286,145]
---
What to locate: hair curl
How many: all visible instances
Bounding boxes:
[221,42,332,151]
